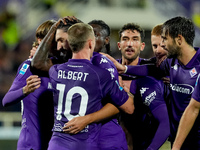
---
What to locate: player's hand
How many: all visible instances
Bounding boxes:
[162,77,170,85]
[29,46,38,59]
[100,52,126,74]
[64,16,78,22]
[63,116,89,134]
[122,80,131,93]
[23,75,41,95]
[156,55,167,67]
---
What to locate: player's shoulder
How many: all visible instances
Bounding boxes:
[137,76,163,91]
[92,52,112,64]
[17,59,31,73]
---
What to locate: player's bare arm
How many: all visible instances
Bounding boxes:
[31,18,68,72]
[63,103,120,134]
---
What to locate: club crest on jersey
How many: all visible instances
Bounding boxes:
[100,58,108,64]
[190,68,197,78]
[19,63,29,75]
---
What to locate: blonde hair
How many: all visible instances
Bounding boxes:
[67,23,94,52]
[34,20,56,46]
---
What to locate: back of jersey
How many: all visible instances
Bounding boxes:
[49,59,113,138]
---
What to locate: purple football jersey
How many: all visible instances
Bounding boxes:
[159,48,200,144]
[126,47,200,148]
[91,52,128,150]
[130,76,170,150]
[91,52,119,80]
[48,59,129,150]
[2,59,54,150]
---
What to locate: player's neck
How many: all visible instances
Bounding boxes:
[122,57,139,66]
[178,44,196,65]
[72,48,91,60]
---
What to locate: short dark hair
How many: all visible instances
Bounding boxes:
[119,23,145,41]
[88,19,111,54]
[162,16,195,46]
[57,18,83,32]
[88,19,110,37]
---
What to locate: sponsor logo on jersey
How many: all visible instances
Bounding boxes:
[144,91,156,106]
[140,87,149,96]
[170,83,194,94]
[19,63,29,75]
[100,58,108,64]
[189,68,197,78]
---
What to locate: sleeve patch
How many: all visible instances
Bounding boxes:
[19,63,30,75]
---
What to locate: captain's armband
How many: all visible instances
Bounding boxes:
[124,65,128,73]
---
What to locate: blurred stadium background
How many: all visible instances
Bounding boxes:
[0,0,199,149]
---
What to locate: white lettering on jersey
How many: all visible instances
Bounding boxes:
[58,70,89,81]
[170,84,194,94]
[100,58,108,64]
[144,91,156,106]
[140,87,149,96]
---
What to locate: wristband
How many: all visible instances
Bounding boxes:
[124,65,128,73]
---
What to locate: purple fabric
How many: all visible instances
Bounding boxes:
[2,59,54,150]
[91,52,128,150]
[130,76,170,150]
[192,73,200,102]
[48,59,129,149]
[127,47,200,148]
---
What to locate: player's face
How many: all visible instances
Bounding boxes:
[55,29,72,62]
[90,24,106,53]
[151,35,168,61]
[118,29,144,62]
[56,29,69,51]
[161,31,181,58]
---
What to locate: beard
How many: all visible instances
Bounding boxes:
[166,42,181,59]
[122,51,140,62]
[50,48,72,64]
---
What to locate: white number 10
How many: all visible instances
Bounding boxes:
[56,83,89,121]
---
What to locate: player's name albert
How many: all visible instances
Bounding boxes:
[58,70,89,82]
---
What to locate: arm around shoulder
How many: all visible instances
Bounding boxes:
[119,94,134,114]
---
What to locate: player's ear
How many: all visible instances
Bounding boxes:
[176,34,182,46]
[89,39,94,50]
[104,36,110,45]
[140,42,145,51]
[117,42,121,51]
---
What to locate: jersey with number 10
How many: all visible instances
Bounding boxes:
[48,59,128,149]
